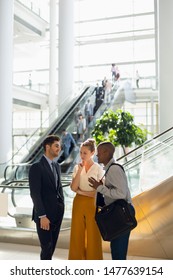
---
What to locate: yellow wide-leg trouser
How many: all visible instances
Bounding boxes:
[68,194,103,260]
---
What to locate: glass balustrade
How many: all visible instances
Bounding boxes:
[0,176,74,231]
[1,127,173,231]
[118,127,173,196]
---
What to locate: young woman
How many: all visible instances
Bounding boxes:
[68,138,104,260]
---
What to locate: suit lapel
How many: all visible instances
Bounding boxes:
[41,156,56,188]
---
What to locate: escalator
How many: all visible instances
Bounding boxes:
[0,84,121,237]
[0,84,119,240]
[3,78,150,184]
[4,81,122,182]
[1,84,173,258]
[18,86,94,163]
[3,85,97,182]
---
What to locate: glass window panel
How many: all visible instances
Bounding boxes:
[74,0,155,88]
[75,15,154,38]
[133,0,154,14]
[75,39,155,66]
[74,65,111,84]
[133,15,154,30]
[133,63,155,76]
[75,0,154,21]
[133,39,155,61]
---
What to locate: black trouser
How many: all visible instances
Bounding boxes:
[110,230,130,260]
[36,203,64,260]
[110,204,135,260]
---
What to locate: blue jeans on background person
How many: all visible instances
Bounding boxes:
[63,146,70,159]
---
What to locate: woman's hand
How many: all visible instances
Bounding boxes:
[78,160,85,171]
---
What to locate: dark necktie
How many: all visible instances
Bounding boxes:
[51,162,58,188]
[51,162,61,198]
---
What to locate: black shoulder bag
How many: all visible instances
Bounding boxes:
[95,163,137,241]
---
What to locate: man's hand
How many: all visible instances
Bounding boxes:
[88,177,103,190]
[40,216,50,231]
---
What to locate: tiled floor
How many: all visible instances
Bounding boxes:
[0,242,112,260]
[0,242,162,260]
[0,242,68,260]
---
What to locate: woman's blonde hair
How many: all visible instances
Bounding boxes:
[81,138,96,152]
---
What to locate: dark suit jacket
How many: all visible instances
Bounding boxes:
[29,156,64,224]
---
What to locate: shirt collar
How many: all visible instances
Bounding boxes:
[104,158,115,171]
[43,154,54,166]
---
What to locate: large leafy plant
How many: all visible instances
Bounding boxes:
[91,109,148,155]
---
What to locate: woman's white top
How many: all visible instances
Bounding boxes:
[73,162,104,191]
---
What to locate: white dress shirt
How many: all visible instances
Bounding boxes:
[97,158,132,205]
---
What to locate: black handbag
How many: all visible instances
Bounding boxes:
[95,199,137,241]
[95,163,137,241]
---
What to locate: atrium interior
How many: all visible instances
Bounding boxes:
[0,0,173,260]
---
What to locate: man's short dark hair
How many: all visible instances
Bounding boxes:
[97,141,115,156]
[42,135,60,151]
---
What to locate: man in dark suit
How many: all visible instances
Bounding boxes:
[29,135,64,260]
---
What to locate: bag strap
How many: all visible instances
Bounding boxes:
[105,162,125,176]
[96,163,125,209]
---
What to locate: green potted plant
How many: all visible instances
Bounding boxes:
[91,109,148,155]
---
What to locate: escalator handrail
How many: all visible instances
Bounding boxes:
[117,126,173,162]
[0,85,91,166]
[121,134,173,169]
[2,85,95,183]
[20,85,95,163]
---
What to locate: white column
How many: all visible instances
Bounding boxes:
[0,0,14,176]
[158,0,173,132]
[58,0,74,110]
[49,0,58,123]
